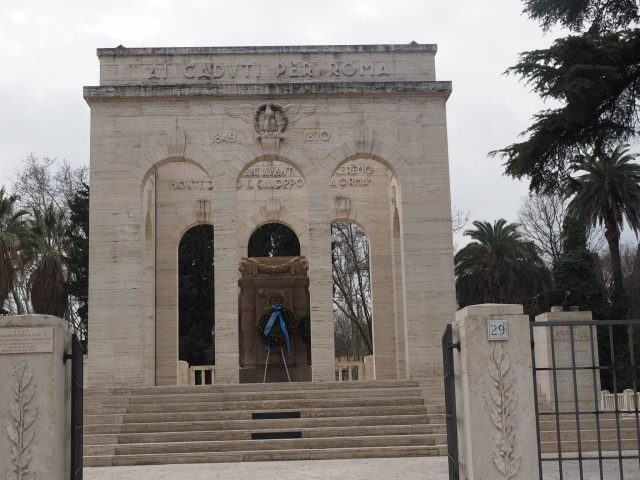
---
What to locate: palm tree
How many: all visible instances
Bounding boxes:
[28,204,69,317]
[0,187,27,310]
[567,145,640,296]
[455,219,550,308]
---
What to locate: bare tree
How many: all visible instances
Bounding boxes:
[519,193,605,266]
[332,222,372,359]
[12,154,88,212]
[452,208,470,234]
[518,193,565,265]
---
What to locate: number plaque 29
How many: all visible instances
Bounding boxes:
[487,320,508,341]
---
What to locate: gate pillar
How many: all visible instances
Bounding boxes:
[0,315,73,480]
[454,304,539,480]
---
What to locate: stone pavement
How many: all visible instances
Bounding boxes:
[85,455,640,480]
[85,457,450,480]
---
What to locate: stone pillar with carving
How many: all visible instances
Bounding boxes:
[0,315,72,480]
[455,304,539,480]
[534,308,599,412]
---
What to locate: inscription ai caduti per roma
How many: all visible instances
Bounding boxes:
[148,61,393,81]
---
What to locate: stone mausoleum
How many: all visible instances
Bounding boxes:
[84,43,455,388]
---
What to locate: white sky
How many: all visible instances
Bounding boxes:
[0,0,563,239]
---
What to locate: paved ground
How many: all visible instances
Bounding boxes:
[84,455,640,479]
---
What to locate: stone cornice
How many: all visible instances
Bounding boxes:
[83,81,452,101]
[97,43,437,57]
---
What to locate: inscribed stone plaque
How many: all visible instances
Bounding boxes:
[0,327,54,354]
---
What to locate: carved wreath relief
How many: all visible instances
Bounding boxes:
[225,103,316,136]
[488,343,521,479]
[5,359,38,480]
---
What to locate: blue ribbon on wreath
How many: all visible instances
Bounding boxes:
[263,304,291,354]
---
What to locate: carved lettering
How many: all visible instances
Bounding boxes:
[377,63,390,76]
[212,64,225,78]
[330,162,376,187]
[303,62,313,77]
[342,63,356,76]
[237,161,305,190]
[169,179,214,191]
[166,61,395,81]
[183,64,196,78]
[360,63,373,76]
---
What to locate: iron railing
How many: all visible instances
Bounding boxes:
[442,324,460,480]
[531,319,640,480]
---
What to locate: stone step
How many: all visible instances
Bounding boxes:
[85,404,444,426]
[539,417,638,431]
[84,386,435,407]
[540,427,638,443]
[540,437,639,453]
[82,380,444,466]
[86,395,426,415]
[84,444,445,467]
[85,380,420,397]
[84,413,443,435]
[84,433,437,457]
[85,424,446,445]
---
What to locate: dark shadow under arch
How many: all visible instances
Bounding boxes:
[248,223,300,257]
[178,224,214,365]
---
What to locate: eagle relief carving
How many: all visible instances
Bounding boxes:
[225,103,316,137]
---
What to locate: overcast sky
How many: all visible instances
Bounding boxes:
[1,0,563,240]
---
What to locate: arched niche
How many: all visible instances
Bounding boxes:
[248,223,301,257]
[331,221,372,364]
[178,224,214,368]
[236,158,309,260]
[140,159,214,385]
[329,158,403,380]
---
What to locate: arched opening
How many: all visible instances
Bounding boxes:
[248,223,300,257]
[332,221,372,361]
[178,224,214,367]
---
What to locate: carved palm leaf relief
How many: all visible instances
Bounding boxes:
[488,343,521,479]
[6,359,38,480]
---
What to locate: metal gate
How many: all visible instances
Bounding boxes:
[442,324,460,480]
[65,334,83,480]
[531,319,640,480]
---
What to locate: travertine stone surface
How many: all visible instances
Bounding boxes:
[534,310,600,411]
[455,304,539,480]
[0,315,71,480]
[85,43,455,387]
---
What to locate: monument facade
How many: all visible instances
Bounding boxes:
[84,43,455,387]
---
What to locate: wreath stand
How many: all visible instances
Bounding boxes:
[262,345,292,383]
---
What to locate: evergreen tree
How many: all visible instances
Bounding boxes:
[552,216,608,318]
[66,183,89,347]
[492,1,640,193]
[455,219,551,308]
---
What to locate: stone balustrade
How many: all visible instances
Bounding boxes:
[177,361,216,385]
[601,389,640,412]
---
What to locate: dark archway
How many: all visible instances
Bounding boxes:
[248,223,300,257]
[178,224,214,365]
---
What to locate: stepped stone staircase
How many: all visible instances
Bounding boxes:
[83,379,448,466]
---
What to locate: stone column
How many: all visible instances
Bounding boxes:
[213,174,240,383]
[0,315,71,480]
[534,308,599,412]
[455,304,539,480]
[369,234,397,379]
[307,172,335,381]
